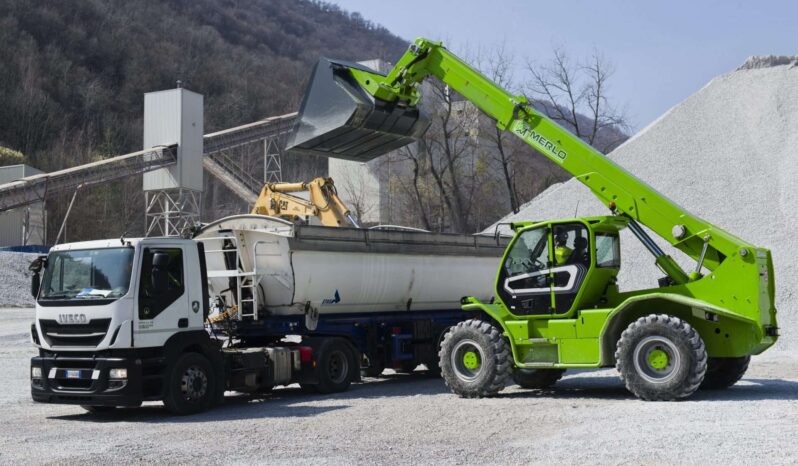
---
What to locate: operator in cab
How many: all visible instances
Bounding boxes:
[553,230,573,266]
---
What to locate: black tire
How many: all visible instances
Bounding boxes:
[701,356,750,389]
[512,368,565,389]
[80,405,117,414]
[615,314,707,401]
[313,339,355,394]
[163,352,217,415]
[438,319,511,398]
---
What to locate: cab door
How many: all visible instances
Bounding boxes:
[134,245,190,348]
[497,226,554,315]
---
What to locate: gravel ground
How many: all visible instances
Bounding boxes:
[1,308,797,465]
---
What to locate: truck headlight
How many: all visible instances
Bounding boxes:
[109,368,127,379]
[31,366,42,378]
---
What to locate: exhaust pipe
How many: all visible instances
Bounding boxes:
[286,58,430,162]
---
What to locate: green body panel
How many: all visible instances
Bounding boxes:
[333,37,778,367]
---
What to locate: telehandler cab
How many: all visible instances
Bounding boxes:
[287,38,778,400]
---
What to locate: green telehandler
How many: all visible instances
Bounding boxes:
[286,38,778,400]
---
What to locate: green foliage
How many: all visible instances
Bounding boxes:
[0,146,25,166]
[0,0,406,241]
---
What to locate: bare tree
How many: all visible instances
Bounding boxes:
[525,48,629,153]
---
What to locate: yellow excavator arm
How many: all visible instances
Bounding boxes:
[251,177,359,228]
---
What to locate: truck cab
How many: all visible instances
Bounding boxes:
[29,237,224,413]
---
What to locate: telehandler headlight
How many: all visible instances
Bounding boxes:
[109,368,127,379]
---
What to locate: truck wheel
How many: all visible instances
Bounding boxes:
[615,314,707,401]
[314,339,354,394]
[438,319,511,398]
[81,405,116,414]
[512,368,565,389]
[701,356,750,389]
[163,352,217,415]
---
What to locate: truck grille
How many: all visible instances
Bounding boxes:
[39,318,112,347]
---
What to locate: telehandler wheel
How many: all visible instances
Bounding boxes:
[512,368,565,389]
[163,352,217,415]
[615,314,707,401]
[438,319,511,398]
[701,356,750,389]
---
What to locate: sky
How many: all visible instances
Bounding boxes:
[330,0,797,131]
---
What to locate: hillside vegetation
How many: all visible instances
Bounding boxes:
[0,0,406,240]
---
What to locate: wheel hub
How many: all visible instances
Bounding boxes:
[181,366,208,402]
[633,336,680,384]
[648,349,669,370]
[451,340,485,381]
[463,351,480,370]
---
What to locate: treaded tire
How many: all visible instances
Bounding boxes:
[701,356,750,389]
[312,339,355,394]
[512,368,565,389]
[439,319,511,398]
[163,352,217,415]
[615,314,707,401]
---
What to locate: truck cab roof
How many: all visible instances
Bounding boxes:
[48,237,193,252]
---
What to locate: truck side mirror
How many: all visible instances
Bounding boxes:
[151,252,170,294]
[31,273,40,299]
[29,256,46,299]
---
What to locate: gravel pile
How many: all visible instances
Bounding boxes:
[0,252,37,307]
[493,58,798,349]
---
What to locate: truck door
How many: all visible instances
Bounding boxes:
[550,223,591,315]
[498,226,554,315]
[134,246,190,348]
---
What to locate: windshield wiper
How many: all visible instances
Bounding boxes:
[40,291,78,299]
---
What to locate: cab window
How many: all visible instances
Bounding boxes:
[138,248,184,320]
[595,234,621,268]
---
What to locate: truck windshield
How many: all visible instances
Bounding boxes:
[39,248,134,302]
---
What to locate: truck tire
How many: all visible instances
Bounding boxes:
[615,314,707,401]
[81,405,117,414]
[512,368,565,389]
[701,356,750,389]
[438,319,511,398]
[313,339,355,394]
[163,352,217,415]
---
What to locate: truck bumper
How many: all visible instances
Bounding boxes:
[30,354,144,407]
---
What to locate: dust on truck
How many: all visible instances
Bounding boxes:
[28,221,507,414]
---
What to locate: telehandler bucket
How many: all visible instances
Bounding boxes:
[286,58,430,162]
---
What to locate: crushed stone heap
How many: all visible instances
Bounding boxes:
[0,252,38,307]
[493,58,798,350]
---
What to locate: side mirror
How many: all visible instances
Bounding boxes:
[31,272,40,299]
[29,256,46,299]
[150,252,170,294]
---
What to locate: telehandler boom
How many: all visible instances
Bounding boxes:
[287,37,778,400]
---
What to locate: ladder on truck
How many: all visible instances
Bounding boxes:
[197,234,266,321]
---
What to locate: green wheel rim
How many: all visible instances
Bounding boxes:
[463,351,480,370]
[648,349,669,370]
[451,339,485,381]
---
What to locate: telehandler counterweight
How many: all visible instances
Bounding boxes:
[287,37,778,400]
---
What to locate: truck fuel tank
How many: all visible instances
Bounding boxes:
[286,58,430,162]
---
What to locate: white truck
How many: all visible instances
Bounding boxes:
[29,215,507,414]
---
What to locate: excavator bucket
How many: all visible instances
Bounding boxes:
[286,58,430,162]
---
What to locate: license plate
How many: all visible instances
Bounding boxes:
[66,370,81,379]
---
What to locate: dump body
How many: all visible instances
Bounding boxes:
[195,215,508,316]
